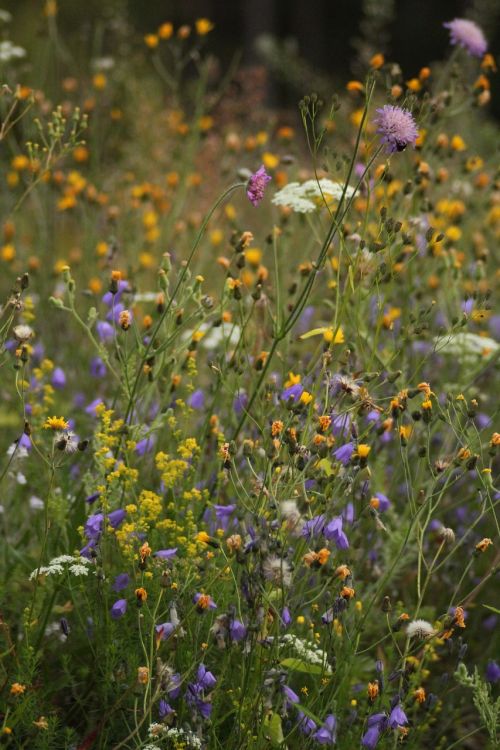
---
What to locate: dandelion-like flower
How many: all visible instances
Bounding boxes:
[444,18,487,58]
[246,165,271,207]
[374,105,418,154]
[406,619,436,639]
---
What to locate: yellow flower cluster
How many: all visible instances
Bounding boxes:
[138,489,162,523]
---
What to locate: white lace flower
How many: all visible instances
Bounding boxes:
[272,179,355,213]
[68,564,90,577]
[0,40,26,62]
[29,555,91,580]
[281,633,332,672]
[434,332,498,360]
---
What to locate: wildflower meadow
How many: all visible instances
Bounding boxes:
[0,3,499,749]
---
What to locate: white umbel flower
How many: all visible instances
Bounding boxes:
[272,179,355,213]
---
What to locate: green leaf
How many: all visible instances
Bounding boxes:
[262,712,284,746]
[483,604,500,615]
[317,458,334,477]
[280,657,325,675]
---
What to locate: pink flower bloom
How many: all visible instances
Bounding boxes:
[246,165,271,206]
[444,18,487,58]
[373,105,419,154]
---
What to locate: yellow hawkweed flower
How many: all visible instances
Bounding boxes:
[144,34,159,48]
[370,53,385,69]
[356,444,371,459]
[341,586,355,599]
[10,683,26,696]
[299,391,313,406]
[367,681,379,700]
[450,135,466,151]
[475,538,492,553]
[453,606,466,628]
[137,666,149,684]
[284,371,301,388]
[195,18,214,35]
[271,420,284,436]
[33,716,49,730]
[346,80,364,93]
[158,22,173,39]
[44,416,69,430]
[323,327,345,344]
[414,687,426,704]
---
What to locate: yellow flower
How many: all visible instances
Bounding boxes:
[196,531,211,545]
[299,391,313,405]
[450,134,466,151]
[195,18,214,35]
[262,152,279,170]
[356,444,371,459]
[10,683,26,696]
[92,73,106,91]
[144,34,159,49]
[346,81,364,93]
[370,53,385,69]
[158,22,173,39]
[137,666,149,684]
[323,327,345,344]
[284,371,301,388]
[43,416,69,430]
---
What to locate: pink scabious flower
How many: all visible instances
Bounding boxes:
[373,105,419,154]
[246,165,271,206]
[444,18,487,58]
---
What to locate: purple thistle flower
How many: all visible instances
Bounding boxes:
[444,18,487,58]
[374,105,418,154]
[314,714,337,745]
[246,165,271,207]
[110,598,128,620]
